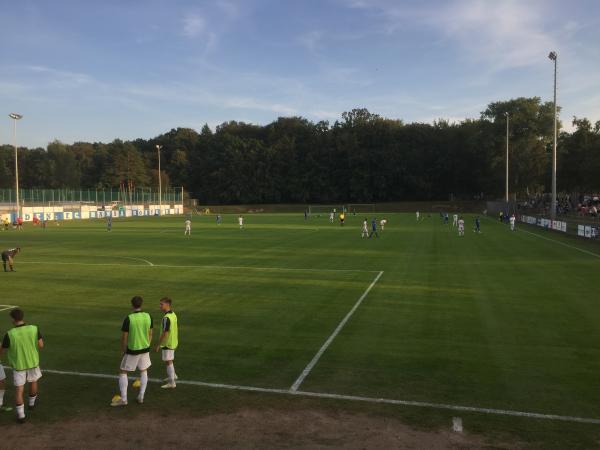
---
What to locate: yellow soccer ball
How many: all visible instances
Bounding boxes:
[132,379,141,389]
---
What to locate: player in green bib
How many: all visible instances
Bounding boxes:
[155,297,178,389]
[0,308,44,423]
[111,296,153,407]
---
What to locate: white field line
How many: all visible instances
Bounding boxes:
[0,305,18,312]
[101,255,155,266]
[7,367,600,425]
[18,261,379,274]
[518,228,600,259]
[290,270,384,392]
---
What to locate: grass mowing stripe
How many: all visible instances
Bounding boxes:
[290,270,384,392]
[19,260,380,273]
[14,367,600,425]
[518,228,600,259]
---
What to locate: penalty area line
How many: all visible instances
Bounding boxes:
[15,368,600,425]
[18,261,378,273]
[290,270,384,392]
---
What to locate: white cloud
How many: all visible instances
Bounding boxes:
[298,30,324,52]
[182,13,206,38]
[340,0,559,71]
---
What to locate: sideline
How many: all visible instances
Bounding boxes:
[5,367,599,425]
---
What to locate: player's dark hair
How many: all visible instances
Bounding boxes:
[10,308,24,321]
[131,296,143,308]
[160,297,172,306]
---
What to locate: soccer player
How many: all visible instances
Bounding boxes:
[380,218,387,231]
[184,218,191,236]
[369,218,379,238]
[111,296,153,407]
[474,216,481,233]
[458,217,465,236]
[0,308,43,423]
[238,215,244,229]
[107,214,112,232]
[0,343,11,412]
[329,211,334,223]
[216,214,222,225]
[2,247,20,273]
[339,212,345,227]
[155,297,178,389]
[452,214,458,227]
[361,218,369,238]
[416,211,420,221]
[3,217,9,231]
[510,214,516,231]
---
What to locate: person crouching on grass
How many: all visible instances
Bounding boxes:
[0,308,44,423]
[111,296,153,407]
[155,297,179,389]
[2,247,20,272]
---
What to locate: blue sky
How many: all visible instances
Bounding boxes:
[1,0,599,148]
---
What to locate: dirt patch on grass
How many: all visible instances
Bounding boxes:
[1,408,514,449]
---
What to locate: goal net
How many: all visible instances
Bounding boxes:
[346,203,376,214]
[308,205,344,216]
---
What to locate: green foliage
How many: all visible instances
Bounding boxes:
[2,98,598,201]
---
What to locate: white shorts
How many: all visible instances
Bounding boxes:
[0,363,5,381]
[161,349,175,362]
[120,353,151,372]
[13,367,42,387]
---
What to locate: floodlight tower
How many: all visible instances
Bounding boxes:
[548,51,558,220]
[505,112,510,205]
[156,144,162,215]
[9,113,23,218]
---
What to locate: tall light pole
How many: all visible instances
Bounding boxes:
[9,113,23,218]
[156,144,162,215]
[548,51,558,220]
[505,112,510,205]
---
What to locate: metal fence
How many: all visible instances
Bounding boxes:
[0,187,183,207]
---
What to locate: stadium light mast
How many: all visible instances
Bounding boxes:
[505,112,510,205]
[9,113,23,218]
[548,51,558,220]
[156,144,162,215]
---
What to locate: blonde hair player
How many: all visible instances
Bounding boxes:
[155,297,179,389]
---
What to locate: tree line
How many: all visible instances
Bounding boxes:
[1,97,598,204]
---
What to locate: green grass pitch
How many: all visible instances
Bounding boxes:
[1,212,600,447]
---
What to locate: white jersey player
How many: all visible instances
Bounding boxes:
[238,215,244,229]
[458,218,465,236]
[416,211,420,221]
[510,214,516,231]
[361,219,369,238]
[380,218,387,231]
[184,219,191,235]
[452,214,458,227]
[329,212,334,223]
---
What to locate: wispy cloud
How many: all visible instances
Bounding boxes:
[182,13,206,38]
[341,0,558,71]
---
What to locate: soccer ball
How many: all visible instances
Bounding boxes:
[132,379,141,388]
[111,394,121,403]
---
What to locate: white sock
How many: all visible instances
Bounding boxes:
[139,371,148,399]
[0,389,4,406]
[166,365,176,384]
[16,404,25,419]
[28,395,37,407]
[118,373,128,402]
